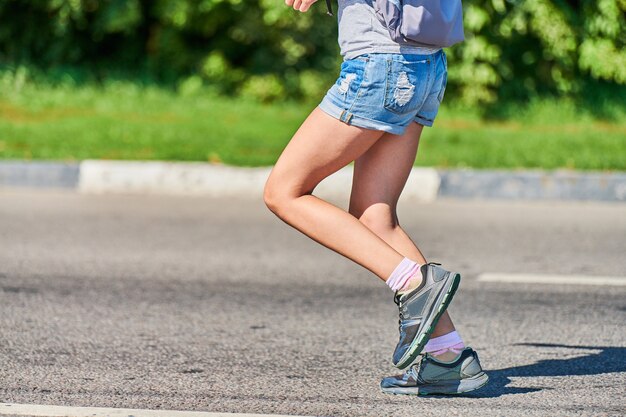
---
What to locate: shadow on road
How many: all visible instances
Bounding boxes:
[465,343,626,398]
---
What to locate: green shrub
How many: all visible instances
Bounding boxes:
[0,0,624,107]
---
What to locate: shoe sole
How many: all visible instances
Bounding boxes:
[380,372,489,396]
[394,272,461,370]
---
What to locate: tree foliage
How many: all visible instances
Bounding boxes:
[0,0,624,105]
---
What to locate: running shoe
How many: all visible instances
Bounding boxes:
[381,347,489,395]
[392,262,461,369]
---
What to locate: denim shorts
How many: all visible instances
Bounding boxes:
[318,50,447,135]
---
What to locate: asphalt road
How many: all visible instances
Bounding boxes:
[1,189,625,417]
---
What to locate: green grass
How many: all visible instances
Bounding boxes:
[0,79,624,170]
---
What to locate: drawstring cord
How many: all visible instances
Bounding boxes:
[325,0,333,16]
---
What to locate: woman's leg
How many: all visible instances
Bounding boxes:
[348,121,455,337]
[264,107,407,280]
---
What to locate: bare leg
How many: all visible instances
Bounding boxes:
[264,107,409,280]
[348,121,456,337]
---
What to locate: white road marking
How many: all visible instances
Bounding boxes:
[0,403,309,417]
[477,273,626,286]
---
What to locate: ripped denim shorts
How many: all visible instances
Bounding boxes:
[318,50,447,135]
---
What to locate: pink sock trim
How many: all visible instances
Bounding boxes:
[423,331,465,355]
[386,257,421,292]
[430,342,465,356]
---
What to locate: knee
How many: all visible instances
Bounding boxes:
[351,204,397,234]
[263,177,292,218]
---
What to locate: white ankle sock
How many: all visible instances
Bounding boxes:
[423,330,465,356]
[386,257,421,292]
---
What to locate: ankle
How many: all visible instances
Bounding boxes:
[423,331,465,362]
[386,258,422,292]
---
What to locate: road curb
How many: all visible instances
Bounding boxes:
[78,160,440,201]
[439,169,626,201]
[0,161,79,189]
[1,160,624,201]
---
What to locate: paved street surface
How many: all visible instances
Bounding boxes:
[1,189,625,417]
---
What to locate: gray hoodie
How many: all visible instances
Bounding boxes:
[337,0,440,60]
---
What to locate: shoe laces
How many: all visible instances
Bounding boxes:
[394,293,408,321]
[407,359,423,381]
[393,292,401,306]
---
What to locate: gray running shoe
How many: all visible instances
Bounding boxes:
[392,263,461,369]
[381,347,489,395]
